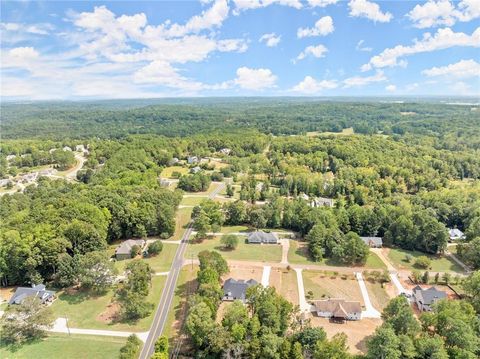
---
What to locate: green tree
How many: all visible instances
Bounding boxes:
[221,234,239,250]
[462,270,480,313]
[314,333,350,359]
[148,240,163,256]
[78,251,117,293]
[119,334,142,359]
[366,324,401,359]
[381,296,420,336]
[414,256,431,269]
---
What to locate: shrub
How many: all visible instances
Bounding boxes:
[221,234,239,250]
[148,240,163,256]
[130,244,141,258]
[414,256,431,269]
[119,334,142,359]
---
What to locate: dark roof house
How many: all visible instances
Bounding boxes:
[413,286,447,311]
[115,239,146,260]
[222,278,258,302]
[9,284,56,305]
[247,231,278,244]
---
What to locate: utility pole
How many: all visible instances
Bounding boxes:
[65,315,70,336]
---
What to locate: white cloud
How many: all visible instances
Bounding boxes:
[295,44,328,62]
[297,16,334,38]
[422,59,480,78]
[292,76,338,94]
[348,0,393,23]
[234,67,277,90]
[407,0,480,29]
[385,84,396,92]
[356,39,372,52]
[259,33,281,47]
[343,70,387,87]
[307,0,339,7]
[362,27,480,71]
[232,0,302,14]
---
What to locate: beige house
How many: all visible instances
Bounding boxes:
[312,298,362,321]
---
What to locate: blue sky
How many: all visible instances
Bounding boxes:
[1,0,479,99]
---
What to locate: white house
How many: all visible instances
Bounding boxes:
[219,148,231,155]
[360,237,383,248]
[310,197,334,208]
[448,228,465,242]
[312,299,362,321]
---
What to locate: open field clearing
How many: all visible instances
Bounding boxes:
[268,268,299,305]
[185,237,282,262]
[303,270,364,306]
[307,127,354,137]
[180,196,207,206]
[51,276,166,332]
[0,334,125,359]
[386,248,464,273]
[310,317,382,354]
[220,225,250,233]
[160,166,189,178]
[172,207,193,240]
[288,241,386,269]
[223,264,263,283]
[114,242,178,273]
[364,280,392,311]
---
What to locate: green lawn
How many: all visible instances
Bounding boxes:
[160,166,188,178]
[51,276,166,331]
[387,248,464,273]
[172,207,193,241]
[114,242,178,273]
[220,225,250,233]
[185,236,282,262]
[364,281,390,310]
[288,240,386,269]
[0,334,125,359]
[180,196,207,206]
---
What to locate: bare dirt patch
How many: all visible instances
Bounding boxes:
[215,301,232,324]
[269,268,299,305]
[96,302,120,323]
[310,317,382,354]
[0,286,17,302]
[223,264,263,282]
[303,270,364,306]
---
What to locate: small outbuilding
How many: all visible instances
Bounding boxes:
[187,156,199,164]
[9,284,56,305]
[247,231,278,244]
[222,278,258,302]
[115,239,146,260]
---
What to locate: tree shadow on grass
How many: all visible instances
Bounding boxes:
[57,288,108,305]
[0,335,47,353]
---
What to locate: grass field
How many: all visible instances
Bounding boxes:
[288,241,386,269]
[0,334,125,359]
[268,268,299,305]
[220,225,250,233]
[172,207,193,240]
[302,270,364,305]
[185,237,282,262]
[364,280,391,311]
[114,242,178,273]
[387,248,463,273]
[160,166,189,178]
[51,276,166,331]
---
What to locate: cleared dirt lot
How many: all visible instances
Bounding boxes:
[364,280,393,311]
[223,264,263,283]
[268,268,299,305]
[310,317,382,354]
[303,270,365,307]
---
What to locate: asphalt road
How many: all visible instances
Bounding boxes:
[139,182,224,359]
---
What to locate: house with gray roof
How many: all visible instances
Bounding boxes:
[187,156,199,164]
[247,231,278,244]
[360,237,383,248]
[222,278,258,302]
[190,166,202,174]
[448,228,465,242]
[115,239,146,260]
[9,284,56,305]
[413,286,447,311]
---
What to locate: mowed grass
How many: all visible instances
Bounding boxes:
[114,243,178,273]
[364,280,390,311]
[288,240,386,269]
[185,236,282,262]
[0,334,125,359]
[180,196,208,206]
[387,248,464,273]
[161,166,189,178]
[172,207,193,240]
[51,275,166,331]
[302,270,364,305]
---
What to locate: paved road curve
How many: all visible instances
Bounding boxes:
[139,182,224,359]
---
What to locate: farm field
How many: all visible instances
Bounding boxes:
[268,268,299,305]
[185,237,282,262]
[386,248,464,273]
[302,270,364,306]
[114,242,178,273]
[51,276,166,331]
[288,241,386,269]
[0,334,125,359]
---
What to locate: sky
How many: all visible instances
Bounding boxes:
[1,0,479,100]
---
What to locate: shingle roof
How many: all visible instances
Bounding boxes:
[413,286,447,305]
[9,284,55,305]
[360,237,383,246]
[247,231,278,243]
[223,278,258,301]
[115,239,145,255]
[312,299,361,317]
[448,228,464,238]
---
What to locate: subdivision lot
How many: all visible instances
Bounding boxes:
[302,270,364,306]
[0,334,125,359]
[51,276,166,332]
[364,280,392,311]
[268,268,299,305]
[114,242,178,273]
[185,237,282,262]
[160,166,189,178]
[386,248,463,273]
[224,264,264,283]
[172,207,193,241]
[310,317,381,354]
[288,241,386,269]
